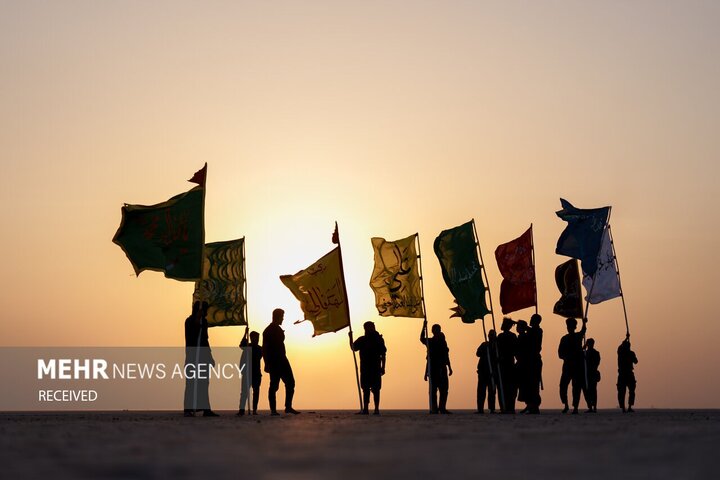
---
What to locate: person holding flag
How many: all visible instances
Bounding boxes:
[349,321,387,415]
[420,320,453,414]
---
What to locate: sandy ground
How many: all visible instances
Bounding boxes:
[1,409,717,479]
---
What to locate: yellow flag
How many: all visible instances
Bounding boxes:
[280,248,350,336]
[370,234,424,318]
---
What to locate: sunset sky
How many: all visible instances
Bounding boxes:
[1,1,719,410]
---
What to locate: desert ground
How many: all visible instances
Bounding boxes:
[1,409,717,479]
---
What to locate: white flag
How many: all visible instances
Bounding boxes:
[582,229,621,304]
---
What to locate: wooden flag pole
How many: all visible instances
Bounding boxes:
[471,219,505,411]
[334,222,364,412]
[607,225,631,337]
[414,233,434,413]
[241,237,251,415]
[530,224,539,315]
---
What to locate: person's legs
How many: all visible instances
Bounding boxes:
[282,365,297,412]
[477,375,486,412]
[268,373,280,414]
[372,386,380,414]
[559,367,571,412]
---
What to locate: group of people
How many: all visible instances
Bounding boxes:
[183,302,638,416]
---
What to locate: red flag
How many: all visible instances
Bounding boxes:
[495,226,536,314]
[331,222,339,244]
[188,163,207,187]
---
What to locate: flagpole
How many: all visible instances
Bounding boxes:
[334,222,364,412]
[480,318,497,408]
[607,225,630,337]
[471,219,505,411]
[414,233,434,413]
[242,236,251,414]
[530,224,538,315]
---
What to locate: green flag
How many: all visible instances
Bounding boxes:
[113,166,206,281]
[433,221,490,323]
[193,238,246,326]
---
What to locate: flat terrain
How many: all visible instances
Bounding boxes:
[1,410,718,479]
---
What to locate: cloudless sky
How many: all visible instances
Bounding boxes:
[1,1,719,409]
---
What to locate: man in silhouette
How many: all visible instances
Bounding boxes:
[238,328,262,416]
[420,320,453,414]
[617,336,638,413]
[558,317,587,414]
[516,320,532,413]
[349,321,387,415]
[476,329,498,414]
[262,308,300,415]
[527,313,544,414]
[184,301,219,417]
[497,317,518,414]
[584,338,601,413]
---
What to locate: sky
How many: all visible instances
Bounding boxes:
[1,0,719,410]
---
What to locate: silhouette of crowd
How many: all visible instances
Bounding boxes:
[183,303,637,417]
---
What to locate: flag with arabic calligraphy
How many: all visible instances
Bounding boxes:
[581,228,621,304]
[193,238,246,326]
[495,226,536,314]
[112,164,206,281]
[434,221,490,324]
[280,247,350,336]
[369,234,424,318]
[555,198,610,276]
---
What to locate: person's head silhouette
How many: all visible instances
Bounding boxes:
[530,313,542,327]
[249,331,260,344]
[272,308,284,325]
[566,317,578,333]
[363,321,376,334]
[488,329,497,341]
[501,317,515,332]
[516,320,528,334]
[431,324,442,336]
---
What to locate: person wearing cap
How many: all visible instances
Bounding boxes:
[558,317,587,414]
[527,313,544,414]
[350,321,387,415]
[497,317,518,413]
[617,336,638,413]
[420,320,453,414]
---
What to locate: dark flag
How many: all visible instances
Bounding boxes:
[495,226,536,314]
[553,259,584,318]
[434,221,490,323]
[555,198,610,276]
[112,164,206,281]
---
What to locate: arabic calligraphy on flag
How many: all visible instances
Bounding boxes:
[280,248,350,336]
[112,165,206,281]
[434,221,490,324]
[582,228,621,304]
[555,198,610,276]
[369,234,424,318]
[495,226,536,314]
[193,238,246,327]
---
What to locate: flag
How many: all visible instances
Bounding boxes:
[331,222,339,245]
[555,198,610,276]
[433,221,490,323]
[582,228,621,304]
[495,226,536,314]
[369,234,424,318]
[193,238,246,326]
[112,165,206,281]
[280,248,350,336]
[553,259,584,318]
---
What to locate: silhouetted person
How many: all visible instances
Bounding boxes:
[350,321,387,415]
[516,320,533,413]
[420,320,453,414]
[584,338,601,413]
[184,301,218,417]
[476,329,498,414]
[617,336,638,413]
[527,313,544,414]
[496,317,518,413]
[263,308,299,415]
[558,317,587,414]
[238,328,262,416]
